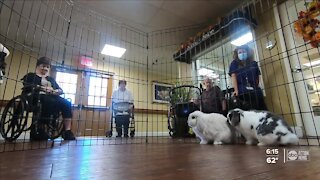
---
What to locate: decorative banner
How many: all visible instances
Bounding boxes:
[294,0,320,48]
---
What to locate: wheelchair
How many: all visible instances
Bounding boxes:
[106,102,135,138]
[0,86,64,142]
[168,85,201,138]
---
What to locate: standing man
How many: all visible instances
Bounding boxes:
[111,80,134,137]
[201,77,227,115]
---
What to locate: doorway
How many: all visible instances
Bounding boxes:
[278,0,320,137]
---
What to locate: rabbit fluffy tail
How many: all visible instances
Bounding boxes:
[281,133,299,145]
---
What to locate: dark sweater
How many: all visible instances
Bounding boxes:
[22,73,61,94]
[201,86,224,113]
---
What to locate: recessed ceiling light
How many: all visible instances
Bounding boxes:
[101,44,126,58]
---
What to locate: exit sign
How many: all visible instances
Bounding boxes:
[80,56,93,67]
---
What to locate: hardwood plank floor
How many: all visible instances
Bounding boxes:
[0,139,319,179]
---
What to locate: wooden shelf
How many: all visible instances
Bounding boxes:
[173,11,257,64]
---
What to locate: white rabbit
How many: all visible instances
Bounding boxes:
[227,108,299,146]
[188,111,234,145]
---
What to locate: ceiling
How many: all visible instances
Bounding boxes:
[75,0,244,33]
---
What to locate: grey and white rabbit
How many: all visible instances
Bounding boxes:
[227,108,299,146]
[188,111,234,145]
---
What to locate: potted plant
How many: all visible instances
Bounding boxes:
[168,82,201,138]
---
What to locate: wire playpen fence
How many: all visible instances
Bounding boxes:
[0,0,319,152]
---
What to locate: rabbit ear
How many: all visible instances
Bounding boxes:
[229,111,241,126]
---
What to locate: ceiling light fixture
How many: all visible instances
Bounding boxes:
[101,44,126,58]
[303,60,320,67]
[265,39,276,49]
[198,68,220,79]
[231,32,253,46]
[198,68,214,76]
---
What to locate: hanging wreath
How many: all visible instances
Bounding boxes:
[294,0,320,48]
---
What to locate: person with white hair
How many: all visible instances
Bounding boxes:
[197,76,227,115]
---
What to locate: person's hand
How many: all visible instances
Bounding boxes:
[52,89,60,95]
[40,86,51,93]
[232,90,238,97]
[53,89,64,95]
[41,86,58,94]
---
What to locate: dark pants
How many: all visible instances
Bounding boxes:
[115,115,130,137]
[40,95,72,118]
[238,91,268,111]
[30,95,72,140]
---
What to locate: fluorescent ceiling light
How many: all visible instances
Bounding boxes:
[198,68,220,79]
[101,44,126,58]
[231,32,253,46]
[198,68,214,76]
[303,60,320,67]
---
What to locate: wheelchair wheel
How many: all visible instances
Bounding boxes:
[42,113,64,140]
[0,96,29,142]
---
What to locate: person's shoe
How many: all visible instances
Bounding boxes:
[62,130,76,140]
[116,135,122,138]
[30,127,49,141]
[124,134,129,138]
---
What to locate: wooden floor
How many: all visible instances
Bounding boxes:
[0,139,319,179]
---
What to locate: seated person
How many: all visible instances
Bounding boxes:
[111,80,134,138]
[22,57,76,140]
[194,77,227,115]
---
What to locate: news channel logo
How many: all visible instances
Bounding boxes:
[286,149,310,162]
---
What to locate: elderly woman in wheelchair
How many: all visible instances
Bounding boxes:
[0,57,76,141]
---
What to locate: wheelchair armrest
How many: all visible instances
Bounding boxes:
[21,84,41,92]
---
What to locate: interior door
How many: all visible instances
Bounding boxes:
[76,72,113,137]
[54,69,113,137]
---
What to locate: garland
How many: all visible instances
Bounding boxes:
[294,0,320,48]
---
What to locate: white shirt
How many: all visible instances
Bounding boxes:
[112,88,134,104]
[39,76,53,94]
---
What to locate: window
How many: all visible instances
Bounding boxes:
[88,75,108,106]
[55,72,78,104]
